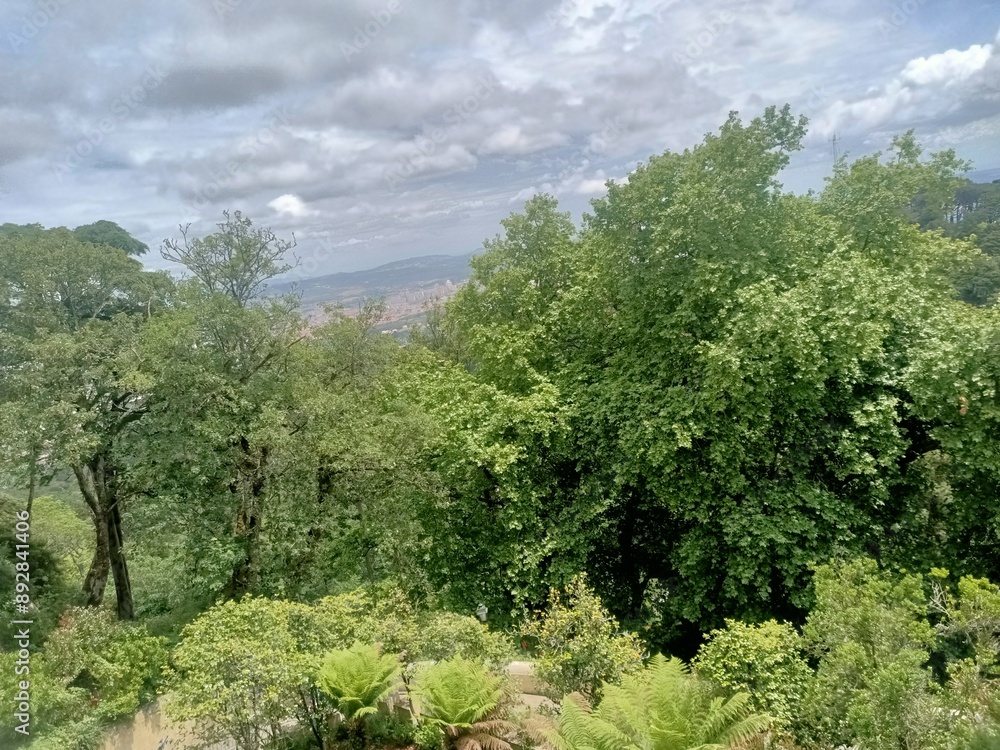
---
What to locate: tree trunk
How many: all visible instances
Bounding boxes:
[108,499,134,620]
[226,439,267,600]
[82,501,110,607]
[74,454,135,619]
[25,448,37,517]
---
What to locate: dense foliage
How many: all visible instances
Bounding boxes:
[3,107,1000,748]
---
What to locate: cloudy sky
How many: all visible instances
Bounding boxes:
[1,0,998,277]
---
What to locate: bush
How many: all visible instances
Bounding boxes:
[694,618,811,729]
[414,721,444,750]
[297,585,420,659]
[41,607,166,721]
[414,611,513,670]
[524,574,644,702]
[366,712,416,749]
[167,597,309,750]
[0,651,89,745]
[23,716,103,750]
[0,494,79,644]
[799,559,956,750]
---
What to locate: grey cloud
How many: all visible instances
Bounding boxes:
[148,65,288,110]
[0,0,995,278]
[0,109,57,166]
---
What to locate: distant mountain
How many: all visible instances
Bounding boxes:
[269,252,478,327]
[969,167,1000,184]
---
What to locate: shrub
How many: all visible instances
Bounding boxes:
[414,611,514,671]
[414,720,445,750]
[524,574,644,702]
[366,711,417,749]
[0,651,89,745]
[166,597,308,750]
[799,559,956,750]
[694,618,811,729]
[41,607,166,721]
[23,716,103,750]
[297,585,420,659]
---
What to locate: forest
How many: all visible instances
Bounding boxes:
[3,106,1000,750]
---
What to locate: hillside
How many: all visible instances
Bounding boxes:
[268,252,477,330]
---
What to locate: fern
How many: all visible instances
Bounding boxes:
[414,656,519,750]
[537,654,771,750]
[316,642,400,724]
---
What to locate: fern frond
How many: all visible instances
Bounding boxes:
[550,653,771,750]
[316,642,400,722]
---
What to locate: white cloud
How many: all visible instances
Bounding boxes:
[268,193,314,217]
[479,124,569,155]
[813,30,1000,138]
[901,44,992,87]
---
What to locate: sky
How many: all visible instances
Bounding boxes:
[1,0,998,278]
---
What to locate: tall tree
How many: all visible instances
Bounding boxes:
[73,220,149,256]
[427,107,986,648]
[0,228,171,619]
[161,210,295,307]
[120,214,302,600]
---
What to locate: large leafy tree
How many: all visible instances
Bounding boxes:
[72,220,149,256]
[428,107,988,650]
[122,246,304,600]
[0,227,171,619]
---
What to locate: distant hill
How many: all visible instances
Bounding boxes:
[268,252,478,329]
[969,167,1000,184]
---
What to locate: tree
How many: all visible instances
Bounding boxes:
[72,220,149,256]
[161,210,296,306]
[120,213,304,600]
[0,227,171,619]
[121,284,303,600]
[428,108,985,650]
[446,193,578,393]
